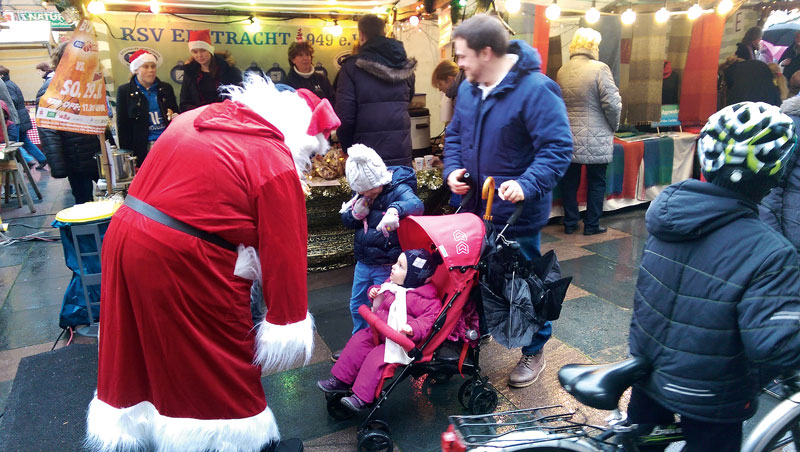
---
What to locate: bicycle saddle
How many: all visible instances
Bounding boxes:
[558,358,651,411]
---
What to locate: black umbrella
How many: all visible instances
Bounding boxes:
[764,22,800,47]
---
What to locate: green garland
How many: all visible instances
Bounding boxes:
[306,167,444,200]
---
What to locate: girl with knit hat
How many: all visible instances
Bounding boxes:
[317,248,442,412]
[179,29,243,112]
[339,144,424,341]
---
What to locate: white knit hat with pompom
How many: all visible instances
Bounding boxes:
[345,144,392,193]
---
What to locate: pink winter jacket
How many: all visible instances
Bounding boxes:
[368,282,441,344]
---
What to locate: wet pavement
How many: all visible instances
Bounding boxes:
[0,171,780,451]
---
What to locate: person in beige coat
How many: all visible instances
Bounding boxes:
[556,28,622,235]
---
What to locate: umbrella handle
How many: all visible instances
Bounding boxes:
[482,177,495,221]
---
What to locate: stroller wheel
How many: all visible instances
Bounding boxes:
[359,420,391,436]
[458,378,481,409]
[357,429,393,452]
[326,393,356,420]
[428,371,453,385]
[469,387,499,415]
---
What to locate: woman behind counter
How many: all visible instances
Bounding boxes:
[285,41,334,103]
[116,50,178,166]
[179,29,242,112]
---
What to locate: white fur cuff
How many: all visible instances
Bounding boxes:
[85,395,279,452]
[254,312,315,372]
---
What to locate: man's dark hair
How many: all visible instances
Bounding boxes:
[36,62,52,72]
[452,14,509,56]
[358,14,386,42]
[0,65,9,78]
[288,41,314,67]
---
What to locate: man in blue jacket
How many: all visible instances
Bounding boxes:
[443,14,573,388]
[628,102,800,452]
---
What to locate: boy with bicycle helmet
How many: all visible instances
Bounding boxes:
[628,102,800,452]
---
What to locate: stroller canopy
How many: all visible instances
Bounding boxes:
[398,214,484,269]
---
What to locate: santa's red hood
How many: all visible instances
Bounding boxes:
[193,100,285,141]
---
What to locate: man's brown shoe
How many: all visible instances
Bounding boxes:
[508,352,546,388]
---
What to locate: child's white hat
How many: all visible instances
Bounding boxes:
[345,144,392,193]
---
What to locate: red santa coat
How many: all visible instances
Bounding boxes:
[86,100,314,452]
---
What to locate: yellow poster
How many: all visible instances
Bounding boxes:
[36,19,109,134]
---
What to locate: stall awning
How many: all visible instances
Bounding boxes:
[103,0,393,15]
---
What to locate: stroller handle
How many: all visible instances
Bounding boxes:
[482,177,495,222]
[357,305,416,353]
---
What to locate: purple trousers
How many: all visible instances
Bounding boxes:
[331,328,389,403]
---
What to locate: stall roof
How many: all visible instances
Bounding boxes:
[103,0,395,16]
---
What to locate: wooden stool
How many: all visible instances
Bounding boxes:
[1,148,36,213]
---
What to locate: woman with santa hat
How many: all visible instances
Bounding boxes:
[179,29,243,112]
[85,76,340,452]
[116,49,179,166]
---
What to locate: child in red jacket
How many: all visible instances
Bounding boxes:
[317,248,441,412]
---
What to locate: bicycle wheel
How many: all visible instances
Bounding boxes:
[742,398,800,452]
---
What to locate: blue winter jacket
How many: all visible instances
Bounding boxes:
[629,179,800,423]
[759,95,800,251]
[443,40,573,236]
[342,166,424,265]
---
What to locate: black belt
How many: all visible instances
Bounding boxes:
[123,195,237,252]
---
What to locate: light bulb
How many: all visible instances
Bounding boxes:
[149,0,160,14]
[585,7,600,23]
[330,21,343,36]
[545,2,561,21]
[458,0,467,6]
[717,0,733,15]
[246,17,260,32]
[655,6,669,22]
[87,0,105,15]
[687,3,702,19]
[506,0,521,14]
[42,0,47,6]
[621,7,636,24]
[409,15,420,26]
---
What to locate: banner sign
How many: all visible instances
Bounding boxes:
[9,11,73,30]
[98,13,357,98]
[36,19,109,134]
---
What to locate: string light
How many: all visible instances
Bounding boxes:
[246,16,260,32]
[687,2,702,19]
[409,15,420,26]
[458,0,467,6]
[87,0,105,15]
[585,0,600,23]
[330,19,342,36]
[621,6,636,24]
[149,0,160,14]
[655,5,669,22]
[717,0,733,15]
[506,0,521,14]
[545,0,561,21]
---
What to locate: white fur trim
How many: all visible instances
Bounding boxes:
[221,76,330,180]
[188,40,215,54]
[85,395,278,452]
[130,52,158,73]
[254,312,314,372]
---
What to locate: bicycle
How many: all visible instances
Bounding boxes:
[442,358,800,452]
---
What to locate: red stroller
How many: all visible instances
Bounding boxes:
[324,212,498,451]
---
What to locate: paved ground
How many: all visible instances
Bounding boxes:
[0,172,780,451]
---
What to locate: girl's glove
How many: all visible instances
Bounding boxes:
[376,208,400,237]
[352,195,372,220]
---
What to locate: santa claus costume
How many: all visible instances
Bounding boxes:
[86,78,339,452]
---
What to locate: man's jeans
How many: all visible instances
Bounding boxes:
[349,261,392,334]
[515,232,552,356]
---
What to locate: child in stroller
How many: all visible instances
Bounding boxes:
[317,248,442,412]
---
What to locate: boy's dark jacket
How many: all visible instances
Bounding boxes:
[342,166,423,265]
[629,179,800,423]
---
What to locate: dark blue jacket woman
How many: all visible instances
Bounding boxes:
[334,36,416,168]
[341,166,423,265]
[760,95,800,250]
[443,40,573,236]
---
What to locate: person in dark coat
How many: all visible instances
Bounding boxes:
[432,59,465,104]
[285,41,334,104]
[334,14,416,168]
[760,94,800,250]
[0,65,48,169]
[444,14,573,389]
[36,42,100,204]
[735,26,762,60]
[724,58,781,107]
[628,102,800,452]
[779,32,800,80]
[179,29,243,112]
[116,50,179,166]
